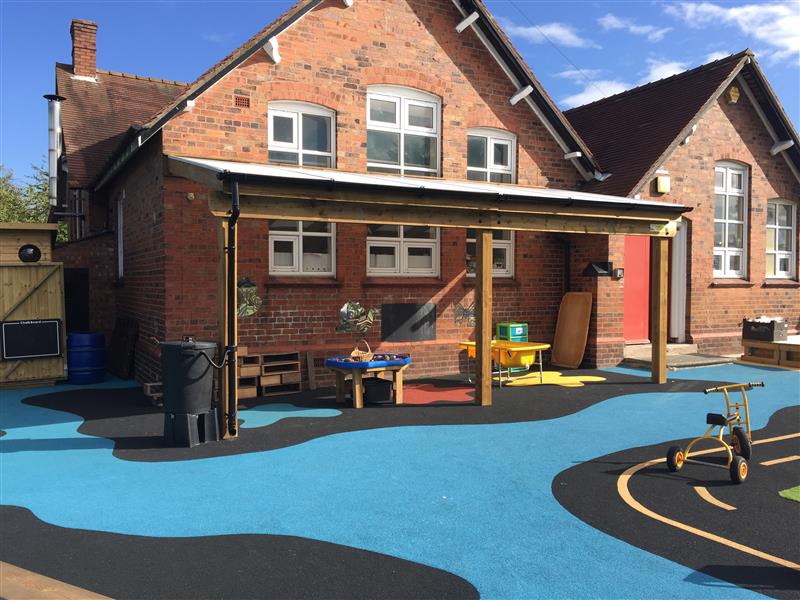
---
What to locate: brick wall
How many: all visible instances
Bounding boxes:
[143,0,597,385]
[52,231,116,341]
[104,138,168,383]
[161,0,580,189]
[638,93,800,355]
[160,175,573,386]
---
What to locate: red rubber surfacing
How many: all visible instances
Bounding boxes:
[403,384,474,405]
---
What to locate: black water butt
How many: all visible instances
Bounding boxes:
[160,338,220,447]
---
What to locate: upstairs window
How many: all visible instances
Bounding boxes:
[366,225,439,277]
[766,199,796,279]
[466,229,514,277]
[367,86,439,177]
[269,221,335,276]
[268,102,334,168]
[713,162,748,278]
[467,129,515,183]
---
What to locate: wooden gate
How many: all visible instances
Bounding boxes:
[0,262,67,385]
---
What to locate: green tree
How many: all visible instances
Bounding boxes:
[0,163,67,241]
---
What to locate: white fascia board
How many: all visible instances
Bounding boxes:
[737,74,800,184]
[448,0,593,181]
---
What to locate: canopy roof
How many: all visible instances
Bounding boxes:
[168,156,689,238]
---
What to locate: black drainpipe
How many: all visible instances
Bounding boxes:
[226,180,241,436]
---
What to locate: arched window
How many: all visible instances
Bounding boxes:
[268,101,335,168]
[366,86,440,177]
[467,128,516,183]
[714,161,748,278]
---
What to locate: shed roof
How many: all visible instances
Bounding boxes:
[55,63,186,187]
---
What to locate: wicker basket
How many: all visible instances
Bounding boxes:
[350,339,374,362]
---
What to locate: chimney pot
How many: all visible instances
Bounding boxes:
[70,19,97,78]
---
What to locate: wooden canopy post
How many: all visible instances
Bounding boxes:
[650,237,669,383]
[475,229,493,405]
[217,220,238,437]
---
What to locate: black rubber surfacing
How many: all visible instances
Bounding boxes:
[0,505,478,600]
[553,406,800,599]
[22,372,730,462]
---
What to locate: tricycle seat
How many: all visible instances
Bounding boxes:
[706,412,734,427]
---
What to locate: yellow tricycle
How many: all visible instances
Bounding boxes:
[666,381,762,484]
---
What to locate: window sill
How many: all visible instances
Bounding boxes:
[362,277,442,287]
[761,279,800,288]
[266,277,341,287]
[710,279,755,288]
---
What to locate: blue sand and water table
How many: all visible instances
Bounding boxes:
[1,364,798,598]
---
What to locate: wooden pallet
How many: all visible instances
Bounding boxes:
[741,336,800,369]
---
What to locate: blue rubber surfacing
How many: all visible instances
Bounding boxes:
[1,363,798,598]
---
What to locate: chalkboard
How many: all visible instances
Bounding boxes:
[1,320,62,360]
[381,303,436,342]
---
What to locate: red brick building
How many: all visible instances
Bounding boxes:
[50,0,798,385]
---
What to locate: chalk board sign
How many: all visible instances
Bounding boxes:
[1,319,62,360]
[381,303,436,342]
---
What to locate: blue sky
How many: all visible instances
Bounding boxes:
[1,0,798,184]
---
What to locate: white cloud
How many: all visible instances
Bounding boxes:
[561,79,632,108]
[555,68,605,81]
[500,18,599,49]
[598,13,672,42]
[664,2,800,64]
[640,57,688,83]
[704,50,731,62]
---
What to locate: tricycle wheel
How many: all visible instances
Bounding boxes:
[667,446,685,472]
[731,426,752,460]
[730,456,748,484]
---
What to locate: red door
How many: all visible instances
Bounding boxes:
[624,236,650,343]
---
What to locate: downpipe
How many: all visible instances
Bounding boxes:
[226,180,241,436]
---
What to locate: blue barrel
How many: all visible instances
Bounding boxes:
[67,332,106,384]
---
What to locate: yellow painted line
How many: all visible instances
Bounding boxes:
[760,455,800,466]
[694,486,737,511]
[617,432,800,572]
[0,561,111,599]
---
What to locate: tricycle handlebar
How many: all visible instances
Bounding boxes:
[703,382,764,394]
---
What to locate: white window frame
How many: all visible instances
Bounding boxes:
[366,85,440,177]
[366,225,440,277]
[466,229,515,278]
[766,199,796,279]
[713,162,748,278]
[268,101,335,168]
[467,128,516,183]
[268,221,336,277]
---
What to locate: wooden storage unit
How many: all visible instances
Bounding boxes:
[260,351,302,396]
[741,336,800,369]
[0,224,66,387]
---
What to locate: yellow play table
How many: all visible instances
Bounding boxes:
[459,340,550,386]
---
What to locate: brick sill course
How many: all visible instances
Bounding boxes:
[362,277,442,287]
[266,277,341,287]
[461,278,521,288]
[710,279,755,288]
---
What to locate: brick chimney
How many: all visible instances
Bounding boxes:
[70,19,97,78]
